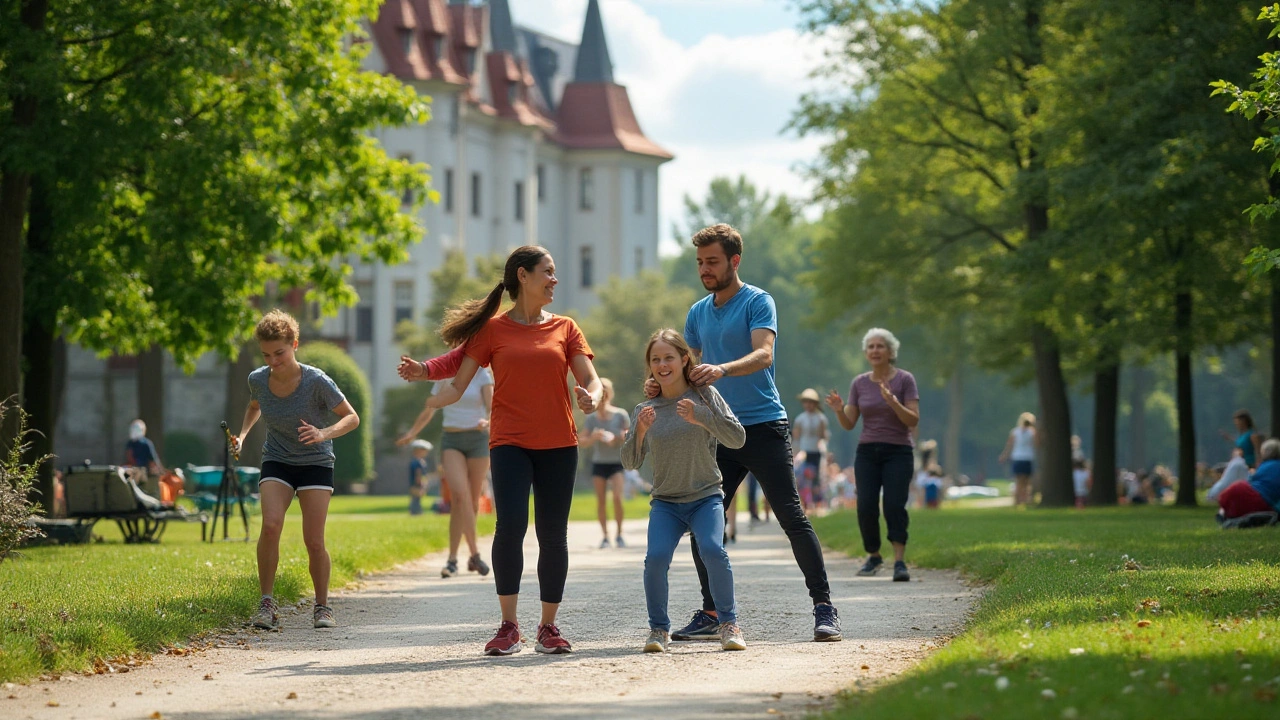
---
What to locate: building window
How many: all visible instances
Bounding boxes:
[399,154,414,207]
[355,282,374,344]
[514,181,524,221]
[427,35,442,61]
[635,247,644,272]
[393,281,414,326]
[536,165,545,202]
[444,168,454,213]
[580,246,594,288]
[471,172,481,217]
[579,167,594,211]
[400,28,414,58]
[634,169,644,213]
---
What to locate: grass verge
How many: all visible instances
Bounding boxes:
[0,498,493,684]
[812,506,1279,719]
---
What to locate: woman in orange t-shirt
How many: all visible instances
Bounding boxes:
[399,245,602,658]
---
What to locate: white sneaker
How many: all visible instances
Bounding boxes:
[644,629,670,653]
[719,623,746,651]
[313,604,336,628]
[251,597,278,630]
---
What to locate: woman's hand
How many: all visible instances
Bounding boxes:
[877,381,896,404]
[397,355,426,382]
[575,385,598,413]
[298,419,326,445]
[635,406,657,433]
[395,432,414,447]
[477,418,490,430]
[676,398,703,427]
[825,390,844,413]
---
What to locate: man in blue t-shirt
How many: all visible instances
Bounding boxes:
[649,223,841,643]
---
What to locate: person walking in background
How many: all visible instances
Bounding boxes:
[826,328,920,583]
[999,413,1037,506]
[581,378,630,549]
[407,439,432,516]
[233,309,361,631]
[396,363,494,579]
[793,389,829,510]
[1220,410,1264,469]
[623,329,747,653]
[400,245,603,656]
[1072,458,1091,509]
[649,223,842,643]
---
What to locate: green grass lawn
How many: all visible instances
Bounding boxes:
[812,506,1280,719]
[0,498,494,684]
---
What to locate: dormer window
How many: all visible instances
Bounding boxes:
[427,36,441,62]
[400,28,414,58]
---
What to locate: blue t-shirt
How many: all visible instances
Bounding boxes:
[1250,459,1280,510]
[409,456,430,486]
[125,438,159,468]
[684,284,786,426]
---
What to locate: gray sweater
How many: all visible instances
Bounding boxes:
[621,386,746,503]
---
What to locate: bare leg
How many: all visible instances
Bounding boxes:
[256,481,295,597]
[443,449,480,558]
[593,476,609,538]
[500,594,518,623]
[297,489,333,605]
[610,473,625,537]
[540,601,559,627]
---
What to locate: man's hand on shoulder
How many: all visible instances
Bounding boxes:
[688,363,726,387]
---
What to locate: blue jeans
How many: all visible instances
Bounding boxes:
[645,495,736,631]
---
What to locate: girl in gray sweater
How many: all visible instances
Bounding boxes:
[622,329,746,652]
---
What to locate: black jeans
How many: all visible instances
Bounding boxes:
[489,445,578,603]
[853,442,914,554]
[690,420,832,608]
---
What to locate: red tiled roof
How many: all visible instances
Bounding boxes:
[554,83,672,159]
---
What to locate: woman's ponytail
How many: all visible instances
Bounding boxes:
[440,282,506,346]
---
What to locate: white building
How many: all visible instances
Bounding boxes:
[328,0,671,418]
[53,0,670,478]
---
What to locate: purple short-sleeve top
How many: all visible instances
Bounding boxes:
[849,369,919,447]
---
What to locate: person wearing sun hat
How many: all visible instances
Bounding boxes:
[792,388,829,510]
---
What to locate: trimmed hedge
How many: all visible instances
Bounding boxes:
[296,342,374,491]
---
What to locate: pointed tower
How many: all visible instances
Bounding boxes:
[488,0,518,53]
[553,0,672,309]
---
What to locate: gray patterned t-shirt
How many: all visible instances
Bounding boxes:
[248,364,347,467]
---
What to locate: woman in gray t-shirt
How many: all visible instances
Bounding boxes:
[581,378,631,549]
[231,310,361,632]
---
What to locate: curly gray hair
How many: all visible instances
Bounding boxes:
[862,328,900,362]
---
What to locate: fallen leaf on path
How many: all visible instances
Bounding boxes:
[203,674,214,680]
[860,665,870,670]
[150,713,163,719]
[287,692,298,700]
[772,692,783,699]
[47,701,59,707]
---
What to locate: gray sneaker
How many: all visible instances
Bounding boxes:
[719,623,746,651]
[313,604,336,628]
[251,596,278,630]
[643,628,670,653]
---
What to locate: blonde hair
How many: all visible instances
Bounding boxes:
[644,329,696,387]
[599,377,615,404]
[1018,412,1036,428]
[255,309,299,344]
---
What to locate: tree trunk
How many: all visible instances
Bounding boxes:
[1128,365,1148,470]
[20,176,58,513]
[1272,270,1280,436]
[138,346,166,461]
[1032,323,1075,506]
[1090,362,1120,506]
[944,366,963,477]
[224,342,264,467]
[1175,291,1197,507]
[0,0,50,447]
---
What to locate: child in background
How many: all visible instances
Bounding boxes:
[409,439,433,516]
[1072,458,1091,509]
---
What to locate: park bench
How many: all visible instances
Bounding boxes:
[63,464,208,543]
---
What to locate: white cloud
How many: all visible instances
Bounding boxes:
[514,0,831,256]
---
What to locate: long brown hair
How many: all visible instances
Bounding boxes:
[439,245,549,346]
[644,328,706,403]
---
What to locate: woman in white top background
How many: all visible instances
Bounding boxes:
[398,366,495,578]
[999,412,1038,506]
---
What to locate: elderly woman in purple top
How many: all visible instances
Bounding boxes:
[826,328,920,582]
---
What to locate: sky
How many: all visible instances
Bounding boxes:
[510,0,829,256]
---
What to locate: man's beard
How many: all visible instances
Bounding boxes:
[701,271,732,293]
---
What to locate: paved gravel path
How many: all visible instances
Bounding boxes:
[7,515,977,720]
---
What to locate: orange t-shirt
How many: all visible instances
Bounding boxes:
[464,314,594,450]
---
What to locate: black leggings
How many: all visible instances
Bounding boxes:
[489,445,578,603]
[853,442,914,554]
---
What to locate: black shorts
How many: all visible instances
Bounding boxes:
[260,461,335,493]
[592,463,625,480]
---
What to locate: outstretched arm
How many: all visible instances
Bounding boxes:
[426,356,481,409]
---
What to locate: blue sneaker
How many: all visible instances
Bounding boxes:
[813,603,842,642]
[671,610,721,641]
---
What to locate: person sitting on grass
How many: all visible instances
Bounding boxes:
[1217,438,1280,522]
[622,329,747,654]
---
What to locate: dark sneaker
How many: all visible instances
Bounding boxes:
[599,537,611,549]
[251,596,278,630]
[671,610,721,641]
[615,535,627,548]
[893,561,911,582]
[813,603,842,642]
[484,621,523,656]
[857,555,884,576]
[441,559,458,578]
[313,604,336,628]
[467,554,490,576]
[535,623,572,654]
[643,628,670,653]
[719,623,746,651]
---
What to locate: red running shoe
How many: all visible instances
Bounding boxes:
[483,620,523,656]
[535,623,572,654]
